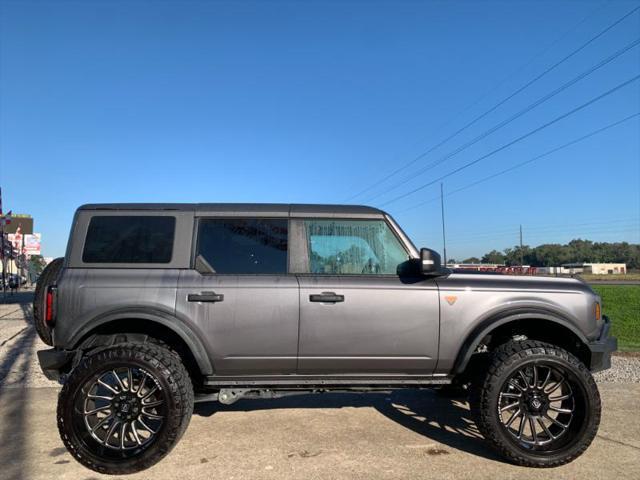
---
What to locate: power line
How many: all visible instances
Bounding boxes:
[342,0,610,202]
[439,219,640,241]
[444,223,640,244]
[346,4,640,202]
[436,221,640,244]
[366,37,640,202]
[394,112,640,213]
[443,227,640,247]
[378,73,640,207]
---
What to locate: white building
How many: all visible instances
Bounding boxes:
[583,263,627,275]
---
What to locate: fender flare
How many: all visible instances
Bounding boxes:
[452,306,590,374]
[68,307,214,375]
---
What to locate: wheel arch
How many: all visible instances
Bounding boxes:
[453,308,591,375]
[69,308,214,378]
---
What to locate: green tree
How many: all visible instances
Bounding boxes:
[462,256,481,264]
[28,255,46,276]
[481,250,505,264]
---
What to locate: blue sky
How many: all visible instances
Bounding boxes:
[1,0,639,260]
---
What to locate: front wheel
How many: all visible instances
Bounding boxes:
[475,340,601,467]
[57,342,194,475]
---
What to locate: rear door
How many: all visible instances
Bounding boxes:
[293,218,440,375]
[176,217,299,375]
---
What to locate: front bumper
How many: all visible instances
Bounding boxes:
[588,315,617,373]
[37,348,75,382]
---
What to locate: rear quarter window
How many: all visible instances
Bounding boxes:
[82,216,176,263]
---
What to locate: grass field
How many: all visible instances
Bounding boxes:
[591,285,640,352]
[581,273,640,282]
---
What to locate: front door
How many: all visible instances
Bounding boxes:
[294,218,440,375]
[176,217,299,376]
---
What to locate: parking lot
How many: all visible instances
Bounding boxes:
[1,291,639,480]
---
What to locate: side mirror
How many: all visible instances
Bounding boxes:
[420,248,442,275]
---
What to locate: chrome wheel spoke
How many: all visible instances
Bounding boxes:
[518,370,530,389]
[137,375,148,398]
[549,393,571,402]
[537,417,555,441]
[505,409,521,428]
[142,399,163,408]
[517,415,527,439]
[142,385,159,401]
[138,416,159,434]
[546,376,565,395]
[120,422,127,450]
[112,370,126,391]
[540,368,552,390]
[131,421,143,445]
[141,408,163,420]
[91,413,114,433]
[500,392,521,399]
[84,404,111,415]
[549,405,574,414]
[97,379,119,394]
[508,379,525,392]
[88,393,114,401]
[127,368,134,393]
[529,416,538,444]
[104,419,121,446]
[500,402,519,412]
[544,413,569,430]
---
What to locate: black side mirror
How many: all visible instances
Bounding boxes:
[420,248,442,275]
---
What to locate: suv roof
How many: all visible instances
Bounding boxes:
[78,203,386,218]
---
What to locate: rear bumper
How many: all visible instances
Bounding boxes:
[37,348,75,382]
[588,315,617,373]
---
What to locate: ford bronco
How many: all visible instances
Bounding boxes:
[35,203,616,474]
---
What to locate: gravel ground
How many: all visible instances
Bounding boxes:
[0,290,637,389]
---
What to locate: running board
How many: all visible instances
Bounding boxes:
[203,374,452,387]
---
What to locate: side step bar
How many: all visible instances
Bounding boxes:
[203,374,453,388]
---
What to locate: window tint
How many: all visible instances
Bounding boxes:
[83,216,175,263]
[197,219,288,274]
[304,219,408,274]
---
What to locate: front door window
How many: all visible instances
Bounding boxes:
[303,219,408,275]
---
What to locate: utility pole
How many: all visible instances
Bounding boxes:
[440,183,447,267]
[519,224,524,266]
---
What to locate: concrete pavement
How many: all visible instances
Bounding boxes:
[1,290,639,480]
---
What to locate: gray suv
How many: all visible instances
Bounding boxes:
[35,203,616,474]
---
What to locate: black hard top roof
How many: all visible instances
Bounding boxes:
[78,203,386,217]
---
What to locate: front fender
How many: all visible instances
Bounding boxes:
[451,306,590,374]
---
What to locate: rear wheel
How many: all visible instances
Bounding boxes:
[476,340,600,467]
[57,342,194,474]
[33,257,63,345]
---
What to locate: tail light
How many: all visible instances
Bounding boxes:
[45,286,57,326]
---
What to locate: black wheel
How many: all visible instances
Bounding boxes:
[33,257,64,345]
[476,340,601,467]
[57,342,194,475]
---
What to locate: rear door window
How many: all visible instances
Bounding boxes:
[196,218,288,274]
[82,216,175,263]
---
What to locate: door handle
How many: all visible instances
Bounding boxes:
[187,291,224,303]
[309,292,344,303]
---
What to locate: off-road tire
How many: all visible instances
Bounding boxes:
[57,342,194,475]
[475,340,600,467]
[32,257,64,345]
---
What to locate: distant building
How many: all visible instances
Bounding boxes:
[584,263,626,275]
[537,263,627,275]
